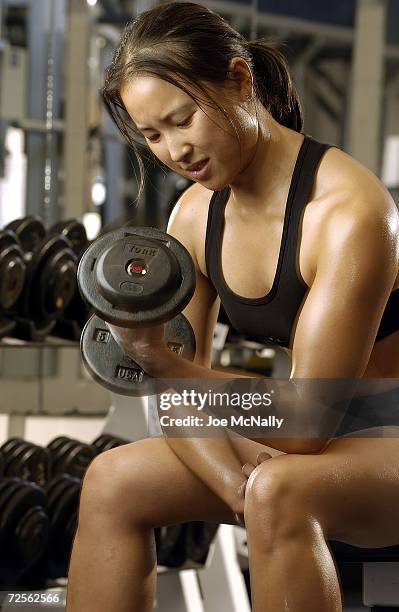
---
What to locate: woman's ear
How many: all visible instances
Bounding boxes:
[227,56,254,101]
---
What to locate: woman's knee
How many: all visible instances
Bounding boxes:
[79,441,156,526]
[244,458,313,542]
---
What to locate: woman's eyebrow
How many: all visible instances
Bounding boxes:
[137,103,193,131]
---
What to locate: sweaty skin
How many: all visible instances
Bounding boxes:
[115,60,399,505]
[66,57,399,612]
[119,63,399,381]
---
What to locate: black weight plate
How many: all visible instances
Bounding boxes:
[157,524,187,567]
[0,230,26,310]
[58,443,95,479]
[1,483,49,569]
[45,472,74,492]
[95,236,181,312]
[49,480,79,547]
[92,433,130,454]
[30,236,78,321]
[48,481,80,577]
[45,476,65,506]
[65,508,78,543]
[92,434,114,453]
[47,438,77,471]
[0,475,21,495]
[0,481,47,533]
[45,474,76,508]
[47,436,72,456]
[47,476,80,521]
[4,440,32,465]
[5,217,46,253]
[185,522,219,563]
[77,227,195,327]
[3,441,32,475]
[40,249,77,317]
[50,440,81,474]
[51,481,80,529]
[0,451,4,477]
[48,478,78,517]
[80,312,196,396]
[1,443,25,472]
[0,254,25,310]
[50,219,88,256]
[0,480,24,520]
[50,439,80,463]
[4,440,48,468]
[52,440,95,478]
[14,504,50,569]
[0,437,26,458]
[7,445,51,486]
[97,437,130,452]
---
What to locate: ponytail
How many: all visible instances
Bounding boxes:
[246,39,303,132]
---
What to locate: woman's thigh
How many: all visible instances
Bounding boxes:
[81,436,238,528]
[287,433,399,547]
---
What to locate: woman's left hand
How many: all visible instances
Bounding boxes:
[237,451,273,500]
[233,453,272,526]
[109,321,168,371]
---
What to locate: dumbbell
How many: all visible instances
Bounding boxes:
[0,477,49,576]
[0,230,27,338]
[0,438,52,487]
[4,217,78,341]
[47,436,96,479]
[49,219,91,341]
[77,226,196,396]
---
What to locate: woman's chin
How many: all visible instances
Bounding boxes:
[198,177,230,191]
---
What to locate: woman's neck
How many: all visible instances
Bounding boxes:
[228,116,305,216]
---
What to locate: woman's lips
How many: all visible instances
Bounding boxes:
[187,158,210,180]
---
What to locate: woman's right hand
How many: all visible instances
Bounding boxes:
[234,451,273,525]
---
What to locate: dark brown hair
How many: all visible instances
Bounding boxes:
[102,1,303,199]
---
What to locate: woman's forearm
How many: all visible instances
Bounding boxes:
[145,349,253,511]
[165,435,245,513]
[147,348,254,379]
[146,349,331,455]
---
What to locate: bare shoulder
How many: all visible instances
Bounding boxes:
[309,146,399,246]
[167,182,214,276]
[315,146,397,221]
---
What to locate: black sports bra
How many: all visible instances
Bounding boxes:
[205,135,399,348]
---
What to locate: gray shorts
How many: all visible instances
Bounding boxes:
[334,385,399,437]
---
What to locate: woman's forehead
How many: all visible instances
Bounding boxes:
[122,77,190,106]
[121,77,192,121]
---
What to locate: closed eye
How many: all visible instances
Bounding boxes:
[147,134,160,143]
[177,115,193,128]
[145,114,194,143]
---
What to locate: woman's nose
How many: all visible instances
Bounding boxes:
[168,140,192,165]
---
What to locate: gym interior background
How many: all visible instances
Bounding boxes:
[0,0,399,610]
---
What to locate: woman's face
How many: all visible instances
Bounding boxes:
[120,74,258,191]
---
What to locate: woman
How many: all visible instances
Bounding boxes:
[66,3,399,611]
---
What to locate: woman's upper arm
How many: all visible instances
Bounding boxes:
[286,189,399,453]
[291,191,399,379]
[166,183,220,368]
